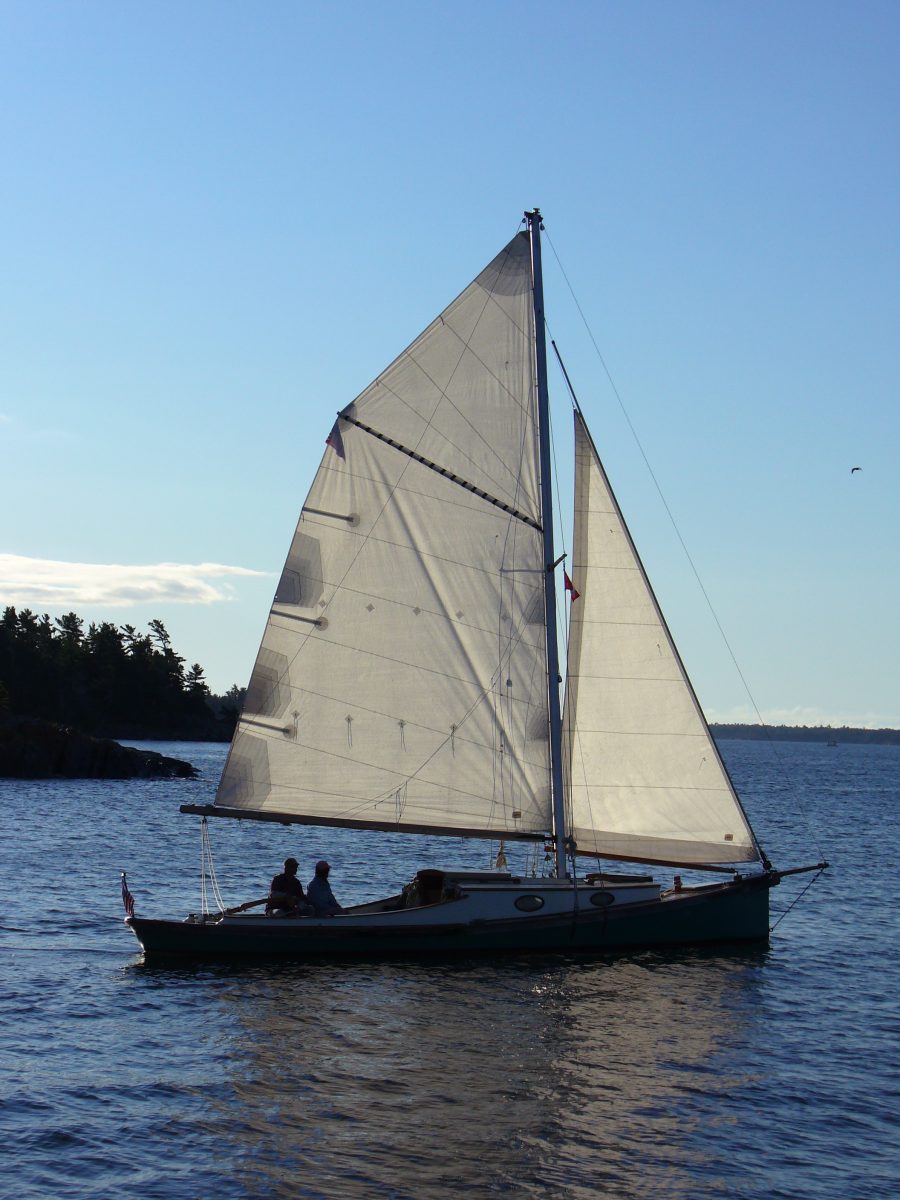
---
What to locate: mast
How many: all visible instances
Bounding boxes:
[526,208,568,878]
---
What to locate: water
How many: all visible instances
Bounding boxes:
[0,740,896,1199]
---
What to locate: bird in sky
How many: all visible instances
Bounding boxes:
[851,466,862,473]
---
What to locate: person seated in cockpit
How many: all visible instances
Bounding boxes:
[306,860,343,916]
[267,857,310,915]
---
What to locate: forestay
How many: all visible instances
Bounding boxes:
[216,232,553,839]
[562,412,761,867]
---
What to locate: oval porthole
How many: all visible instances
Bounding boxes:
[589,891,615,908]
[514,894,545,912]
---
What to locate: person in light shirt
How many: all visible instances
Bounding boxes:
[307,860,342,916]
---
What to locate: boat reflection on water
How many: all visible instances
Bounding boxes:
[180,948,769,1198]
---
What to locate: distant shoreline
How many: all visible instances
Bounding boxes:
[710,724,898,745]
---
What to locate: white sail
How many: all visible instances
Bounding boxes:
[217,232,553,840]
[563,412,761,867]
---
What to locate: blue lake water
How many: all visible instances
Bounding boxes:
[0,739,896,1199]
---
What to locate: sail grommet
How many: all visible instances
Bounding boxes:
[316,617,329,630]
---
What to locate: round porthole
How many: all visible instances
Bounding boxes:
[514,894,545,912]
[589,891,615,907]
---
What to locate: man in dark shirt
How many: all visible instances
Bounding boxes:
[267,857,308,914]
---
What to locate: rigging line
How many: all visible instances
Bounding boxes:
[545,375,577,809]
[769,867,827,933]
[341,415,542,532]
[200,820,207,915]
[543,233,767,724]
[547,383,568,563]
[546,384,578,838]
[545,388,570,676]
[202,818,227,913]
[549,397,587,846]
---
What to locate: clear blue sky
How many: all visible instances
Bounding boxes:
[1,0,897,725]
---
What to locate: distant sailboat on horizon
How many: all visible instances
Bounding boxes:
[125,210,827,960]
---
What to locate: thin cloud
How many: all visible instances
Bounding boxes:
[0,554,269,608]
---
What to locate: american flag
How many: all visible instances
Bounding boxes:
[121,873,136,918]
[326,420,345,459]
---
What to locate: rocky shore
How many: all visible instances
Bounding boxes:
[0,714,197,779]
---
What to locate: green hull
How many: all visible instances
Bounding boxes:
[126,876,773,961]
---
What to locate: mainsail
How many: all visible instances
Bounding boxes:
[562,412,762,867]
[214,232,553,840]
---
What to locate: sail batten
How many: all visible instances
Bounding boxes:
[563,412,762,869]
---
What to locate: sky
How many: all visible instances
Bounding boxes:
[1,0,897,726]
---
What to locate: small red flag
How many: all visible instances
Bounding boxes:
[564,571,580,602]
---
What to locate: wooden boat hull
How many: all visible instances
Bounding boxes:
[125,875,773,961]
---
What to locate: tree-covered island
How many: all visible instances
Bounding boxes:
[0,607,242,741]
[0,607,246,777]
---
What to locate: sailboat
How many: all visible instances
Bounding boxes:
[125,211,826,959]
